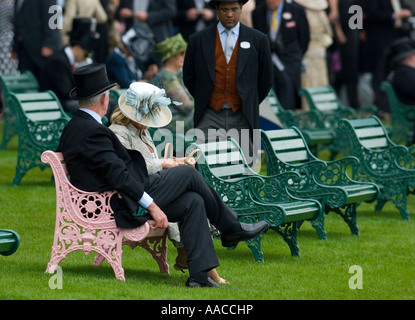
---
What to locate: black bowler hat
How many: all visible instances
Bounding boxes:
[69,64,117,100]
[209,0,248,9]
[68,17,100,52]
[389,37,415,66]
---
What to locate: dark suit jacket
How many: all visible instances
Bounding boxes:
[105,50,138,89]
[174,0,217,41]
[252,0,309,86]
[39,48,75,110]
[182,23,273,130]
[363,0,412,72]
[390,64,415,105]
[57,110,151,228]
[13,0,62,68]
[117,0,177,43]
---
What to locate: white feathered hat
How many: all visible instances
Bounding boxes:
[118,82,179,128]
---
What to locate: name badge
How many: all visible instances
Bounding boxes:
[240,41,250,49]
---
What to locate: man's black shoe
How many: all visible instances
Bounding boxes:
[221,221,269,247]
[186,277,223,288]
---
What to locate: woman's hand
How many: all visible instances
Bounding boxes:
[160,157,196,169]
[161,158,178,169]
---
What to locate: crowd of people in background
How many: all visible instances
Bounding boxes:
[1,0,415,120]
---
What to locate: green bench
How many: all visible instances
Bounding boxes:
[264,89,339,157]
[8,91,70,185]
[189,138,322,261]
[298,85,378,127]
[0,71,40,150]
[0,229,20,256]
[261,128,379,240]
[337,116,415,220]
[380,81,415,146]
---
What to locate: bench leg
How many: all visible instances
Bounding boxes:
[124,235,170,274]
[245,236,264,263]
[377,184,410,221]
[375,198,387,213]
[0,108,17,150]
[310,212,327,240]
[332,203,359,236]
[271,222,300,257]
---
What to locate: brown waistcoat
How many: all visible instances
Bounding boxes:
[208,30,242,112]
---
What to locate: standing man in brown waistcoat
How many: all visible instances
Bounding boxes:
[183,0,273,167]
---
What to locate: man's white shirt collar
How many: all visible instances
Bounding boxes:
[79,108,103,124]
[218,21,240,36]
[64,46,75,67]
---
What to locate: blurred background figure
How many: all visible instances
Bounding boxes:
[0,0,19,114]
[175,0,216,41]
[40,17,100,113]
[328,0,361,109]
[117,0,177,43]
[294,0,332,108]
[252,0,310,110]
[386,37,415,105]
[117,0,177,65]
[361,0,413,118]
[106,25,159,88]
[12,0,63,82]
[153,33,194,133]
[61,0,110,63]
[0,0,18,77]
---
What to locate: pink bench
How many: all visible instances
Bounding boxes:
[41,150,169,281]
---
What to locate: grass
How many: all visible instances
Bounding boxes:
[0,120,414,301]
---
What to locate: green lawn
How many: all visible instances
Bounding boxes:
[0,121,414,300]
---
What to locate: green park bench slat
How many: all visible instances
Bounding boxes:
[263,89,344,158]
[0,71,40,150]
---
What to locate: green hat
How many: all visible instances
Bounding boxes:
[156,33,187,63]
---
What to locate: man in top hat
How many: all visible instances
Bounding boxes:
[39,17,100,114]
[387,37,415,106]
[57,63,269,287]
[183,0,273,168]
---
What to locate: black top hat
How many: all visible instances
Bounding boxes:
[69,64,117,100]
[208,0,248,9]
[68,17,100,52]
[389,37,415,66]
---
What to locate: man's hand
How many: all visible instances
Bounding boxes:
[119,8,133,19]
[147,201,168,230]
[41,46,54,58]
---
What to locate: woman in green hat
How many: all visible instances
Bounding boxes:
[153,33,195,134]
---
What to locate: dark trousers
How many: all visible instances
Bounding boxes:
[144,165,239,277]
